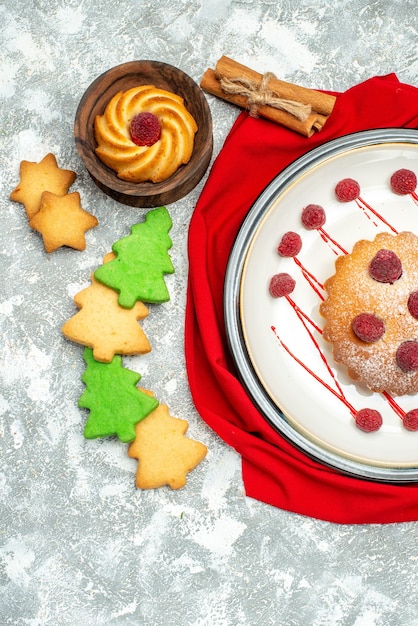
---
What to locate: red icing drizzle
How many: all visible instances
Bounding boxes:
[381,391,405,419]
[355,196,398,234]
[292,257,324,299]
[286,296,322,334]
[271,321,356,416]
[318,228,348,255]
[271,298,409,428]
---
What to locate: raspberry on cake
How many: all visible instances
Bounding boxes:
[396,341,418,372]
[407,291,418,318]
[369,249,402,283]
[320,231,418,396]
[351,313,385,343]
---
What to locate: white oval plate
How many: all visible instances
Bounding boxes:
[224,129,418,481]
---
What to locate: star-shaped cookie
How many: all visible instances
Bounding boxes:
[29,191,98,252]
[10,153,77,219]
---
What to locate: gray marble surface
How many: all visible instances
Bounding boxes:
[1,1,418,625]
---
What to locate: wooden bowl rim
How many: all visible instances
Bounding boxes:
[74,60,213,206]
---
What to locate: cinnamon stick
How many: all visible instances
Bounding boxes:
[201,69,323,137]
[200,56,336,137]
[216,56,336,116]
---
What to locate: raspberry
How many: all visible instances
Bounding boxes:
[130,112,161,146]
[390,168,417,195]
[403,409,418,432]
[396,341,418,372]
[301,204,326,230]
[368,249,402,283]
[277,231,302,257]
[407,291,418,319]
[354,408,383,432]
[269,273,296,298]
[335,178,360,202]
[351,313,385,343]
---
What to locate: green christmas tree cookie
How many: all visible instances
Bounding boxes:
[94,206,174,308]
[79,347,159,442]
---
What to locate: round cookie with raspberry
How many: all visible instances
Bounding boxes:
[320,231,418,396]
[94,85,198,183]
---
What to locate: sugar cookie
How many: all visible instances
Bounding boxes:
[94,85,197,183]
[29,190,98,252]
[94,206,174,306]
[10,153,76,219]
[128,394,207,489]
[62,274,151,362]
[79,348,158,442]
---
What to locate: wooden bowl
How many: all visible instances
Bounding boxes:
[74,60,213,207]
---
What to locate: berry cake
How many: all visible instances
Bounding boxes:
[320,231,418,396]
[94,85,198,183]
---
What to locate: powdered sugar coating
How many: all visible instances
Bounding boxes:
[320,231,418,395]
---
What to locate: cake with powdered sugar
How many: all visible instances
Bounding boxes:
[320,231,418,396]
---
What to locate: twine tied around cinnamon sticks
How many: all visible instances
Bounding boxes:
[219,72,312,122]
[201,56,337,137]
